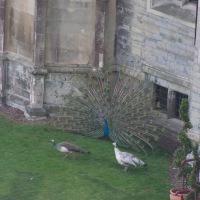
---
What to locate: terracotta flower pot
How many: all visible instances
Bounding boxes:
[170,187,192,200]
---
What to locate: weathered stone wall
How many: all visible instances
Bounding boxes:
[116,0,197,78]
[45,0,96,65]
[5,58,31,109]
[4,0,35,59]
[43,0,107,114]
[1,0,104,118]
[115,0,200,140]
[43,73,80,113]
[2,0,35,110]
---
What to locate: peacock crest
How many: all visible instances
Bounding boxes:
[53,66,165,152]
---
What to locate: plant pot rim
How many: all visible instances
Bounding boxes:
[170,187,193,195]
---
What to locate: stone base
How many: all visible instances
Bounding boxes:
[24,105,47,120]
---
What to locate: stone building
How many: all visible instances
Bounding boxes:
[0,0,200,142]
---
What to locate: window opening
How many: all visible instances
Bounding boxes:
[175,92,188,118]
[155,85,168,113]
[190,0,198,4]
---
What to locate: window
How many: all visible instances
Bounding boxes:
[189,0,198,4]
[155,85,168,113]
[183,0,198,5]
[149,0,197,24]
[175,92,188,118]
[154,85,189,119]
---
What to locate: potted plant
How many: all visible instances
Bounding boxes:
[170,98,196,200]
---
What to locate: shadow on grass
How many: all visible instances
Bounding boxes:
[0,171,43,200]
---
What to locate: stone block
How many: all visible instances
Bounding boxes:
[179,49,195,62]
[18,40,33,60]
[8,93,29,108]
[174,42,187,51]
[34,49,44,66]
[186,45,196,53]
[118,13,134,25]
[181,35,195,46]
[175,55,188,65]
[0,7,4,21]
[11,86,30,99]
[156,41,165,51]
[47,6,94,23]
[191,101,200,110]
[0,36,3,51]
[36,0,47,21]
[117,1,134,10]
[23,1,35,15]
[14,77,30,90]
[145,38,157,48]
[167,53,175,62]
[35,34,45,49]
[35,21,45,35]
[0,21,3,35]
[25,105,46,119]
[143,22,160,34]
[165,43,179,55]
[152,33,162,41]
[0,0,5,8]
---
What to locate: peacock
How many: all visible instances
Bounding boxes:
[112,142,147,171]
[53,65,164,152]
[51,139,90,159]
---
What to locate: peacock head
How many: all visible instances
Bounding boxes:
[112,142,117,147]
[50,139,56,145]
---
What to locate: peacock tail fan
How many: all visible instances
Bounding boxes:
[53,66,165,152]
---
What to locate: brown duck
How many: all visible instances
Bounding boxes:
[51,139,90,159]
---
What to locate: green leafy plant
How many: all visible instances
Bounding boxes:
[173,99,193,189]
[173,98,200,199]
[185,144,200,200]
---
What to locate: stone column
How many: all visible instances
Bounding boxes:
[0,0,5,105]
[25,69,47,119]
[104,0,116,66]
[25,0,47,119]
[94,0,107,68]
[94,0,116,69]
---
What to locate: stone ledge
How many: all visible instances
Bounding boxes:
[32,69,48,75]
[143,63,191,89]
[3,51,34,69]
[46,65,93,74]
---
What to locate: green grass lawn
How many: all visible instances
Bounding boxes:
[0,113,171,200]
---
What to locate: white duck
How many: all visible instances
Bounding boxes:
[112,142,147,171]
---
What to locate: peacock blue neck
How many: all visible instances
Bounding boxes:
[103,120,109,136]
